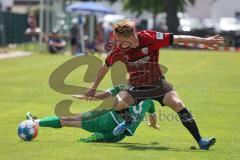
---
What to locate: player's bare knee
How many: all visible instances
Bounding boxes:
[113,99,119,108]
[114,93,133,111]
[59,117,66,127]
[115,100,128,111]
[59,115,82,127]
[173,100,185,111]
[175,100,184,107]
[59,117,70,127]
[117,91,134,104]
[71,114,82,121]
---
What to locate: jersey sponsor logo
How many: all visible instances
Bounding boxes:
[133,101,143,114]
[156,32,164,40]
[132,101,144,122]
[141,47,148,55]
[128,56,150,67]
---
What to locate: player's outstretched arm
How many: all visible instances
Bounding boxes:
[173,35,224,47]
[85,64,110,98]
[94,91,112,99]
[146,100,160,130]
[73,91,111,101]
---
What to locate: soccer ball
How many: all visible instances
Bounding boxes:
[17,121,38,141]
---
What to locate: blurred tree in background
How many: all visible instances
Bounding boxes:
[109,0,194,33]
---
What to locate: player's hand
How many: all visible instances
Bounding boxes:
[204,35,224,48]
[85,88,96,100]
[147,113,160,130]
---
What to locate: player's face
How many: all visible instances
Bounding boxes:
[115,34,139,49]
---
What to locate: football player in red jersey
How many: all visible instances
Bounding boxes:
[85,19,224,150]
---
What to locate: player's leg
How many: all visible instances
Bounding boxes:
[58,109,114,129]
[162,91,185,112]
[27,109,115,130]
[113,90,135,111]
[26,112,82,128]
[113,86,164,135]
[113,90,135,124]
[60,114,82,127]
[162,91,201,141]
[78,109,126,143]
[27,111,125,142]
[162,91,216,150]
[112,91,135,135]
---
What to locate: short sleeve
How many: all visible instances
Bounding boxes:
[105,44,123,67]
[105,53,117,67]
[142,30,174,49]
[146,100,155,114]
[105,49,128,67]
[107,85,127,97]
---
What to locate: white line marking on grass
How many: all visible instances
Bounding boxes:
[0,51,32,60]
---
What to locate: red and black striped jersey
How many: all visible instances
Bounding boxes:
[105,30,173,86]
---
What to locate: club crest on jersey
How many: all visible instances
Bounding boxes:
[141,47,148,55]
[156,32,164,39]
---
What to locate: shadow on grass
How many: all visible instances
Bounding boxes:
[93,141,203,152]
[19,140,206,152]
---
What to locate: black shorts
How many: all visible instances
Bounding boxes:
[124,78,174,106]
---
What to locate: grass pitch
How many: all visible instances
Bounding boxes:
[0,49,239,160]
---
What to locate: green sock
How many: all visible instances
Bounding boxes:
[39,116,62,128]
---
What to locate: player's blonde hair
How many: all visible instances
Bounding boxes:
[113,19,135,37]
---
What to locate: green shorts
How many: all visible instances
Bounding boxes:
[81,110,126,142]
[81,109,118,134]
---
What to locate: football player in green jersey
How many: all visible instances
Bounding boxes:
[25,85,159,142]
